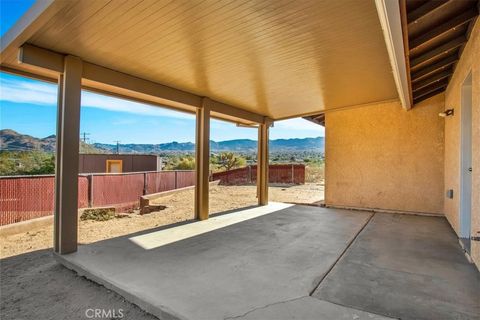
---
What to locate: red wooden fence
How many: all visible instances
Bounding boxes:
[0,175,89,225]
[0,171,194,225]
[212,164,305,185]
[0,165,304,226]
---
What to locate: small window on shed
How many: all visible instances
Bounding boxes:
[106,160,122,173]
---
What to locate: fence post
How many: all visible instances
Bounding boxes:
[291,164,295,184]
[87,175,93,207]
[143,172,147,195]
[175,171,178,189]
[248,165,252,184]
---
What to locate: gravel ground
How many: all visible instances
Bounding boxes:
[0,183,323,320]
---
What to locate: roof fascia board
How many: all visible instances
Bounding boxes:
[1,0,60,62]
[375,0,412,110]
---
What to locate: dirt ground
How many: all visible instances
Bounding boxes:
[0,249,158,320]
[0,183,322,320]
[0,183,324,259]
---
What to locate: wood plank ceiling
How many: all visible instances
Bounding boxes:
[402,0,479,105]
[1,0,398,120]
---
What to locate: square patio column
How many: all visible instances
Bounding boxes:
[257,120,270,205]
[54,56,82,254]
[195,98,211,220]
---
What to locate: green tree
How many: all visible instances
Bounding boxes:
[0,151,55,175]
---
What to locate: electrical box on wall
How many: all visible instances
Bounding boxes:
[446,189,454,199]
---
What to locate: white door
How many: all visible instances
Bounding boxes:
[459,72,472,253]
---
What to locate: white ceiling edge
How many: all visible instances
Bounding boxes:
[375,0,412,110]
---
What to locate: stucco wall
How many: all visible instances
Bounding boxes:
[444,20,480,267]
[325,96,445,214]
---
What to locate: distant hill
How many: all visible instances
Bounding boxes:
[0,129,324,154]
[0,129,56,152]
[0,129,103,153]
[93,137,324,153]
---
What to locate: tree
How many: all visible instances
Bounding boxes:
[0,151,55,175]
[173,156,195,170]
[214,152,246,171]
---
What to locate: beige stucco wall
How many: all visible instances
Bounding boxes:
[444,20,480,267]
[325,96,445,215]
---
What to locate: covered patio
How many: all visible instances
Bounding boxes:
[0,0,406,255]
[56,204,479,320]
[1,0,479,319]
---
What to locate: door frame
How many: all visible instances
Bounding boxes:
[459,71,472,251]
[106,159,123,173]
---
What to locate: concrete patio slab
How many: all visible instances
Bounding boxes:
[56,204,373,320]
[313,213,480,320]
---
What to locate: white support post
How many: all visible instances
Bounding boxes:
[54,55,82,254]
[195,98,211,220]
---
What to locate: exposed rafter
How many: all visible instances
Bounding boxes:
[409,8,478,50]
[413,87,446,104]
[407,0,449,25]
[303,113,325,126]
[411,55,458,82]
[414,79,448,99]
[412,69,452,92]
[410,36,467,68]
[401,0,479,106]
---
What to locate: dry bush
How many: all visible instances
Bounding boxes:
[80,208,116,221]
[305,164,324,183]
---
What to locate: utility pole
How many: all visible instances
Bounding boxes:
[80,132,90,143]
[114,140,121,154]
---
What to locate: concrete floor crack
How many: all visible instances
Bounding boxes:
[308,212,376,296]
[223,296,308,320]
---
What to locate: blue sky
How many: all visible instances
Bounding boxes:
[0,1,324,144]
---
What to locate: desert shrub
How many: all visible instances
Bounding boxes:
[211,152,246,171]
[170,156,195,170]
[305,163,324,183]
[80,208,116,221]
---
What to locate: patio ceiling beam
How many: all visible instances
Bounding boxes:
[210,100,264,124]
[17,44,265,124]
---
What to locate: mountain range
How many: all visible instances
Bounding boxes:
[0,129,324,153]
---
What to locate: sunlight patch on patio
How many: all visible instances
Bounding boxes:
[129,202,294,250]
